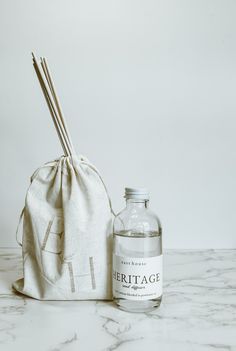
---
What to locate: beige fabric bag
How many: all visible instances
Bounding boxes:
[13,155,113,300]
[13,54,113,300]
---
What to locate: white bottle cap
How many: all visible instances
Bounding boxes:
[125,187,149,200]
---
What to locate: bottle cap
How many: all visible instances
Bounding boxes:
[125,187,149,200]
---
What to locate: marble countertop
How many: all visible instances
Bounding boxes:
[0,248,235,351]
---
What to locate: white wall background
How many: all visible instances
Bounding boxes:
[0,0,235,248]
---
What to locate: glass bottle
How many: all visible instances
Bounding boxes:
[112,188,162,312]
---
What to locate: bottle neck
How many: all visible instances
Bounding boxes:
[126,198,149,209]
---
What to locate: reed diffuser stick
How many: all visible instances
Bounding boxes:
[41,57,75,155]
[33,60,70,156]
[39,58,73,155]
[32,53,73,156]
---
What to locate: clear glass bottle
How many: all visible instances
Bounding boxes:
[112,188,162,313]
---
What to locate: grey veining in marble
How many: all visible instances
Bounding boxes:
[0,248,235,351]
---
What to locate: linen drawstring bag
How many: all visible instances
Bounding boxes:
[13,54,113,300]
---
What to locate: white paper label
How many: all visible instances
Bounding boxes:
[112,254,163,301]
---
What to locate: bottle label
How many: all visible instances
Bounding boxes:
[112,254,163,301]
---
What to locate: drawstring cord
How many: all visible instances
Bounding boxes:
[16,207,25,247]
[15,160,59,247]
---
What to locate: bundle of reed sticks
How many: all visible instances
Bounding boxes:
[32,53,75,157]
